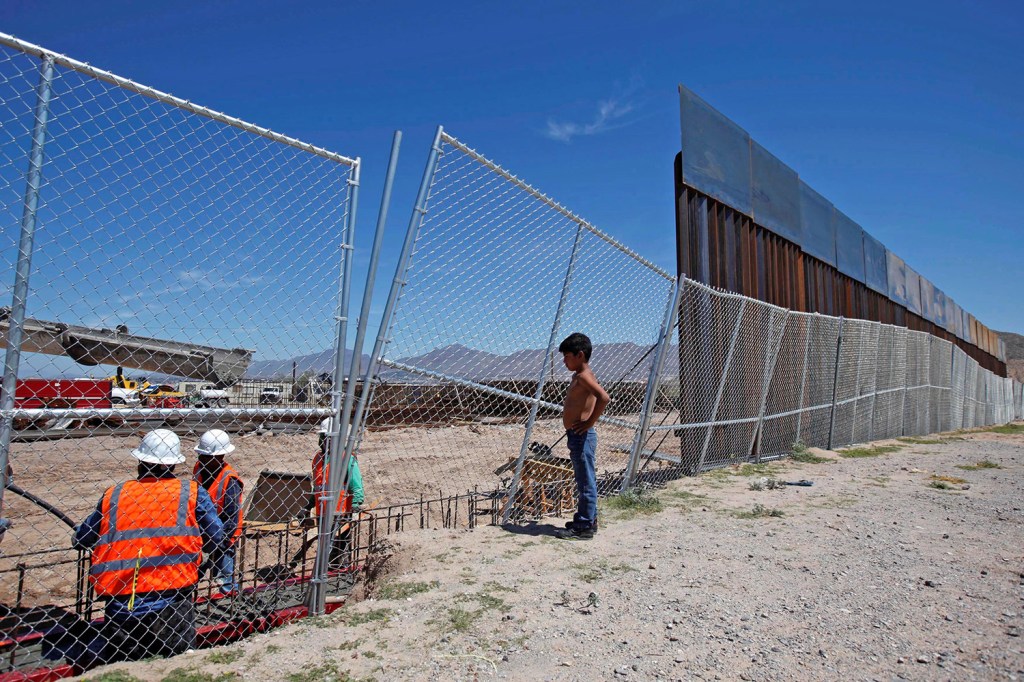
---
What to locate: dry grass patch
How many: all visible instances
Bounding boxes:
[838,444,903,458]
[956,460,1001,471]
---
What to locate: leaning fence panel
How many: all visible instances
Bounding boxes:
[0,34,361,673]
[362,130,673,523]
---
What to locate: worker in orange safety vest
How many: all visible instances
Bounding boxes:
[193,429,243,594]
[69,429,224,667]
[310,418,363,566]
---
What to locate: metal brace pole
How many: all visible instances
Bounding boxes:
[347,129,443,460]
[793,316,812,445]
[308,158,361,615]
[335,131,401,502]
[695,298,747,473]
[0,56,54,511]
[749,310,790,463]
[621,275,684,492]
[827,318,845,450]
[501,223,585,525]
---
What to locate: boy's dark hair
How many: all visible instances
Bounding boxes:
[558,333,592,361]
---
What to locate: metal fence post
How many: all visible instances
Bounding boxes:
[865,325,879,443]
[0,55,54,511]
[501,223,585,525]
[695,298,747,473]
[749,311,789,462]
[827,317,845,450]
[794,316,812,444]
[621,276,684,492]
[308,158,361,615]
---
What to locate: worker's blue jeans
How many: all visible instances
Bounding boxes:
[214,545,238,594]
[566,428,597,527]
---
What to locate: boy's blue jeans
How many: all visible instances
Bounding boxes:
[566,428,597,527]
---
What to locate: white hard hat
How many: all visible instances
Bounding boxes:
[131,429,185,465]
[195,429,235,457]
[319,418,333,435]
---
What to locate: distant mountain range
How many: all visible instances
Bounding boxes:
[245,348,371,379]
[377,342,673,383]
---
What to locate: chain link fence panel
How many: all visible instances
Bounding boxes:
[361,130,674,522]
[928,337,953,434]
[903,331,931,437]
[757,312,812,459]
[0,34,362,673]
[872,325,907,440]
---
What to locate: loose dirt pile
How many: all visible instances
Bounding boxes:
[86,425,1024,681]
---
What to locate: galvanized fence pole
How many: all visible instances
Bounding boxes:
[0,55,54,508]
[308,159,361,615]
[500,223,585,525]
[695,298,747,473]
[793,316,812,444]
[900,332,910,437]
[338,131,401,485]
[749,311,790,462]
[621,275,684,492]
[827,317,845,450]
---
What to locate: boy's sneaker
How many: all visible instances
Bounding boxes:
[564,520,598,534]
[557,524,595,540]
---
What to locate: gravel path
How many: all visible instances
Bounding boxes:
[88,425,1024,682]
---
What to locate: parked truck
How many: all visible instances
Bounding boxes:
[191,384,230,408]
[5,378,112,429]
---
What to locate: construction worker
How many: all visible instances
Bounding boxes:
[69,429,224,667]
[193,429,243,594]
[311,418,364,565]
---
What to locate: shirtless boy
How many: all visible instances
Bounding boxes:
[557,333,610,540]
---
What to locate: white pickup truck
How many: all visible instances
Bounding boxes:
[193,385,230,408]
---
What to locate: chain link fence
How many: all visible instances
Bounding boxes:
[0,34,367,674]
[359,128,1022,533]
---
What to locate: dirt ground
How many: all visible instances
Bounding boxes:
[80,424,1024,682]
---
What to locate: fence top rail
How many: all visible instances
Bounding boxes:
[0,31,359,168]
[682,275,793,316]
[439,130,673,282]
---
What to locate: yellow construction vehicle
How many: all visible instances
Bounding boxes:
[108,367,150,405]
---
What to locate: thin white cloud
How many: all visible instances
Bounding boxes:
[545,98,635,143]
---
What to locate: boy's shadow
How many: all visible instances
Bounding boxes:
[499,521,562,538]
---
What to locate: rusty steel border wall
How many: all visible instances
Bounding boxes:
[674,85,1007,377]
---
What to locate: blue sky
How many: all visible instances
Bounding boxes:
[2,0,1022,372]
